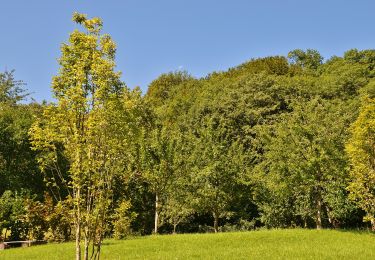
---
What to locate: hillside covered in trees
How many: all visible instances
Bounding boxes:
[1,12,375,260]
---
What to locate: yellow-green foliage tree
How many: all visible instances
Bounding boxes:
[30,13,124,260]
[347,86,375,230]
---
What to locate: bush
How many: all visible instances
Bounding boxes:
[112,200,137,239]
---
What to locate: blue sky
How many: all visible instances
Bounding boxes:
[1,0,375,102]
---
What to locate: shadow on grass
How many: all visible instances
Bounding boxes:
[102,236,147,246]
[335,228,375,236]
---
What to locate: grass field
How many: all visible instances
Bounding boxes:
[1,229,375,259]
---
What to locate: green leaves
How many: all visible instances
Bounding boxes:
[288,49,323,70]
[257,98,356,228]
[0,70,28,104]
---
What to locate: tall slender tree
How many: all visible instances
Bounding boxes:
[30,13,124,260]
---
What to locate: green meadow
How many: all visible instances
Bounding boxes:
[1,229,375,260]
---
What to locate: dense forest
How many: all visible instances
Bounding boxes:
[1,13,375,259]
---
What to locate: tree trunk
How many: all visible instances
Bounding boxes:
[84,230,89,260]
[213,212,219,233]
[371,219,375,232]
[154,193,159,234]
[94,240,102,260]
[75,219,81,260]
[316,198,322,230]
[173,224,177,234]
[326,206,332,225]
[326,206,339,229]
[75,189,81,260]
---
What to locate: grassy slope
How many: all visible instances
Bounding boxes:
[1,229,375,259]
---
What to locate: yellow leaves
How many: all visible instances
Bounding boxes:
[346,96,375,216]
[83,17,103,34]
[72,12,87,24]
[72,12,102,34]
[346,97,375,165]
[100,34,116,59]
[52,13,122,105]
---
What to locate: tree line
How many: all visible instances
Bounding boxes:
[1,13,375,260]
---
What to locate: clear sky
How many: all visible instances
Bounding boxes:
[1,0,375,102]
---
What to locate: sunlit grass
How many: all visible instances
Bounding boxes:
[1,229,375,259]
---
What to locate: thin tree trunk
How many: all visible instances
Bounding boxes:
[316,198,322,230]
[213,212,219,233]
[85,178,92,260]
[76,188,81,260]
[326,206,339,228]
[326,206,332,226]
[91,239,96,260]
[154,193,159,234]
[371,219,375,232]
[84,229,89,260]
[96,245,101,260]
[173,224,177,234]
[91,240,101,260]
